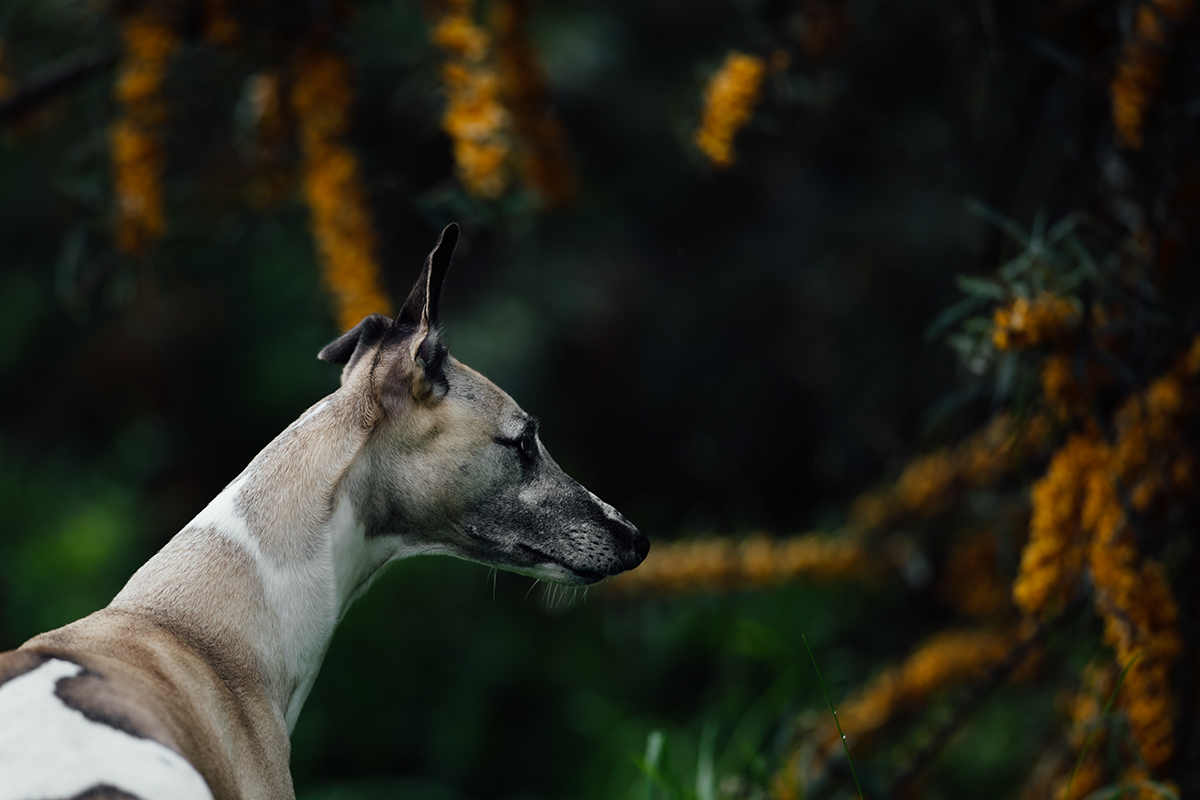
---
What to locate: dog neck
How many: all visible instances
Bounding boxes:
[109,392,406,731]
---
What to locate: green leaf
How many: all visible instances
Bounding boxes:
[967,197,1030,248]
[1030,207,1048,243]
[921,380,988,432]
[1045,213,1083,246]
[999,252,1034,281]
[994,350,1018,400]
[954,275,1007,299]
[962,317,996,335]
[925,293,989,343]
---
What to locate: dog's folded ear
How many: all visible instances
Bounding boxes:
[318,313,392,376]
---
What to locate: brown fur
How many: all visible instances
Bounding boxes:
[233,395,370,563]
[2,526,295,799]
[13,605,290,800]
[0,649,52,687]
[110,527,284,704]
[68,786,146,800]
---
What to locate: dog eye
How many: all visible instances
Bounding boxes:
[518,432,538,462]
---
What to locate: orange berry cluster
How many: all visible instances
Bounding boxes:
[694,52,767,169]
[604,533,873,595]
[290,47,391,331]
[1013,336,1200,783]
[491,0,575,207]
[243,70,293,209]
[850,413,1050,530]
[1111,0,1195,150]
[431,0,572,204]
[432,0,512,198]
[776,626,1026,797]
[938,532,1012,621]
[991,294,1081,351]
[112,10,177,257]
[0,41,14,101]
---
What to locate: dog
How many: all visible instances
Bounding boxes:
[0,223,648,800]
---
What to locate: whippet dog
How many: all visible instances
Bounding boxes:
[0,223,649,800]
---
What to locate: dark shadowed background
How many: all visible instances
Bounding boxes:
[2,0,1199,798]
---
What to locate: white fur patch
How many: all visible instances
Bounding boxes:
[182,484,413,731]
[187,485,344,731]
[113,467,436,735]
[0,658,213,800]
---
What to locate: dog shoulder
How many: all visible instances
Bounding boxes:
[0,624,216,800]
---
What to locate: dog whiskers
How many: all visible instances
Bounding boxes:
[537,582,590,611]
[524,579,541,603]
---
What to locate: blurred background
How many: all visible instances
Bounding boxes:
[2,0,1199,798]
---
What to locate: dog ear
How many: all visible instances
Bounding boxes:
[378,224,459,413]
[318,314,393,382]
[397,222,458,331]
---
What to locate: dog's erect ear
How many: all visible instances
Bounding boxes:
[378,223,459,412]
[397,222,458,331]
[318,313,392,378]
[317,225,459,411]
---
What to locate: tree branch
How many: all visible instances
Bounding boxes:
[886,607,1076,799]
[0,50,116,125]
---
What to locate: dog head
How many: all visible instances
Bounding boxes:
[320,224,648,584]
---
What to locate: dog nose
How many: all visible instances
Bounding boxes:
[631,529,650,564]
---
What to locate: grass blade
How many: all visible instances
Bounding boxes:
[802,634,864,800]
[1082,779,1179,800]
[696,722,717,800]
[1065,653,1142,800]
[637,730,667,800]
